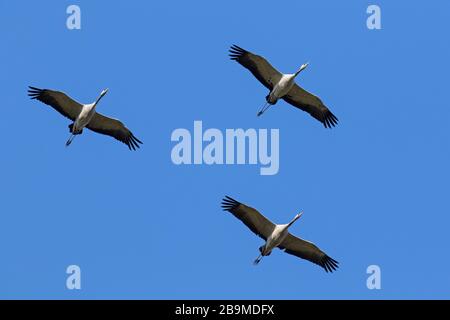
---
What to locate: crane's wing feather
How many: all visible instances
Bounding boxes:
[28,86,82,121]
[279,234,339,272]
[283,84,339,128]
[221,196,275,240]
[87,113,143,151]
[229,45,282,90]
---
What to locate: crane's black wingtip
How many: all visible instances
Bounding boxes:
[221,196,240,211]
[126,133,143,151]
[27,86,44,99]
[133,136,143,145]
[322,256,339,273]
[230,44,246,52]
[229,45,248,61]
[323,111,339,129]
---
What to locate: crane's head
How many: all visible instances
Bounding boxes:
[288,211,304,227]
[101,88,109,97]
[294,62,309,77]
[294,211,304,221]
[94,88,109,105]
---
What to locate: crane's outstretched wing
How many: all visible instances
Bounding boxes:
[87,113,143,151]
[229,45,282,90]
[279,234,339,272]
[221,196,275,240]
[283,85,338,128]
[28,86,83,121]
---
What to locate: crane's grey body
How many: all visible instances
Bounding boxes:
[72,103,95,134]
[264,66,307,115]
[264,224,291,252]
[254,212,302,264]
[65,103,96,146]
[71,103,97,134]
[66,89,108,146]
[266,73,298,105]
[257,63,308,117]
[221,196,339,272]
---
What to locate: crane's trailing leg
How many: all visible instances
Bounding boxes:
[257,102,272,117]
[253,254,263,265]
[66,134,76,147]
[253,245,266,265]
[66,123,80,147]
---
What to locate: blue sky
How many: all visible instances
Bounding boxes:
[1,0,449,299]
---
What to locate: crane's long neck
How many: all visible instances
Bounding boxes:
[287,212,303,228]
[94,93,105,106]
[294,69,303,78]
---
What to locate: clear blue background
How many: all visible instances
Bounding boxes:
[1,0,449,299]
